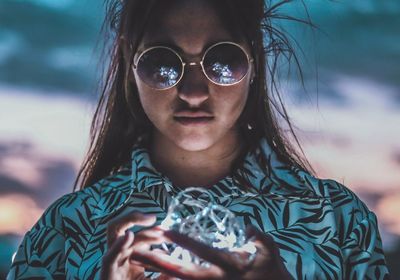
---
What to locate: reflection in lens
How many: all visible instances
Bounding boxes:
[137,47,182,89]
[153,66,180,88]
[210,63,235,84]
[204,43,249,85]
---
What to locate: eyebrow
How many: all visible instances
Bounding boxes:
[140,40,181,52]
[139,39,236,57]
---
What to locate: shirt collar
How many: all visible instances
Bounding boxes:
[130,138,319,198]
[90,165,134,220]
[91,137,322,220]
[131,147,166,192]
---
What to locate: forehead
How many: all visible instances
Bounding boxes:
[140,0,235,55]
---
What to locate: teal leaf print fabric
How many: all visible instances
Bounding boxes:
[7,138,391,279]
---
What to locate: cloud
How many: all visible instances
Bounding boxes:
[0,142,44,189]
[0,194,43,235]
[0,88,89,236]
[288,76,400,193]
[0,140,77,207]
[0,87,92,166]
[393,151,400,166]
[376,193,400,236]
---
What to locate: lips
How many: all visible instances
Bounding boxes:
[173,110,214,118]
[173,110,214,125]
[174,116,214,125]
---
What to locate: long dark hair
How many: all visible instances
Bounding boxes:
[74,0,315,191]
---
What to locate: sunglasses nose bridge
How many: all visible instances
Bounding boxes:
[185,59,202,68]
[184,60,212,83]
[181,60,209,82]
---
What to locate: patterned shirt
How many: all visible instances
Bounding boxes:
[8,138,390,279]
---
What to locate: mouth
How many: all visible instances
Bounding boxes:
[173,116,214,126]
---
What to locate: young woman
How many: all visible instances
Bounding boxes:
[8,0,390,279]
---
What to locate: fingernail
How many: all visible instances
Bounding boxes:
[125,230,132,240]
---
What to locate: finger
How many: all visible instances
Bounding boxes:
[157,274,178,280]
[246,226,274,248]
[103,231,134,265]
[246,226,292,278]
[246,226,278,260]
[130,231,169,252]
[113,228,169,266]
[118,236,169,268]
[164,231,246,273]
[117,232,139,266]
[131,251,223,280]
[120,229,169,265]
[131,251,183,272]
[107,211,156,246]
[129,249,170,271]
[135,227,166,239]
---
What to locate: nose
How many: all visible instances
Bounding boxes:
[177,64,209,107]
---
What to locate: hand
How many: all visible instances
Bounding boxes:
[131,226,292,280]
[100,211,174,280]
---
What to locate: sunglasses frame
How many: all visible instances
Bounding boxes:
[132,41,254,90]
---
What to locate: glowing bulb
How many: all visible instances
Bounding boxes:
[146,188,257,278]
[181,249,192,266]
[160,215,174,230]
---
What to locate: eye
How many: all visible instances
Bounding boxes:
[203,43,249,85]
[152,66,180,87]
[137,47,183,89]
[208,62,236,84]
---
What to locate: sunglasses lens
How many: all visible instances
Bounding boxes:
[136,47,182,89]
[203,43,249,85]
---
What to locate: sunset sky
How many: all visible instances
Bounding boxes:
[0,0,399,275]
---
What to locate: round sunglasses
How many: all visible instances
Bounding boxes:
[132,41,254,90]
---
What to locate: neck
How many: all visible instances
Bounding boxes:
[150,131,243,188]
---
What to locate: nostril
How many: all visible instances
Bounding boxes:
[177,90,209,106]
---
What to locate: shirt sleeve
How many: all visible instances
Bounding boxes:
[7,196,68,280]
[342,211,391,280]
[7,227,66,280]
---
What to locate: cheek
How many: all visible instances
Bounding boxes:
[217,84,249,123]
[135,81,171,123]
[137,90,152,113]
[136,85,153,115]
[134,72,154,115]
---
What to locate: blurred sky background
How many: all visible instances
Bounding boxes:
[0,0,399,277]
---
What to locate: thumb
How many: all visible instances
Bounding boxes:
[107,211,156,246]
[246,225,278,256]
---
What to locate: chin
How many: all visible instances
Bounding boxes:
[172,134,215,152]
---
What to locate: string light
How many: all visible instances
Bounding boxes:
[146,188,256,278]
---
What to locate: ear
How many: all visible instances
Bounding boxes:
[249,60,256,84]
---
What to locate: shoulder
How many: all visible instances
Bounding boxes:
[306,175,370,219]
[301,172,371,216]
[319,178,370,215]
[300,172,378,240]
[32,164,133,234]
[8,167,132,279]
[304,177,390,277]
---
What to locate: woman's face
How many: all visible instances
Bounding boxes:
[132,0,253,151]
